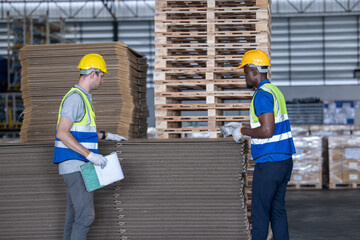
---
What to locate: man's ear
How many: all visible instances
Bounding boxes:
[251,67,258,77]
[90,71,96,78]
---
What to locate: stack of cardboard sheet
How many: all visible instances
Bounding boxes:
[0,139,250,239]
[116,139,250,239]
[0,142,119,240]
[19,42,148,142]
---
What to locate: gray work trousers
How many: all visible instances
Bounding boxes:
[62,171,95,240]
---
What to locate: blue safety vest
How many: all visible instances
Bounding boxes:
[54,87,99,164]
[250,83,296,162]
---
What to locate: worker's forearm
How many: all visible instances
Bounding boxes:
[241,124,273,139]
[57,130,91,157]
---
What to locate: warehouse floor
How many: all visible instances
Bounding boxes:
[286,189,360,240]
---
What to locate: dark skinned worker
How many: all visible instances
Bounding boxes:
[221,50,296,240]
[54,53,127,240]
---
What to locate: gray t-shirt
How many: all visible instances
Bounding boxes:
[58,85,93,175]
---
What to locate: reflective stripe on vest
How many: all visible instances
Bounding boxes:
[250,83,295,160]
[53,87,99,164]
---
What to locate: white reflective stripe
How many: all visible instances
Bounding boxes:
[55,140,98,149]
[70,125,97,132]
[260,86,281,118]
[251,131,293,145]
[275,114,289,124]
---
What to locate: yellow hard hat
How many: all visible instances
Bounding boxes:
[237,50,271,69]
[77,53,109,74]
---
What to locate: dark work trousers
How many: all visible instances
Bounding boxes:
[251,158,293,240]
[62,171,95,240]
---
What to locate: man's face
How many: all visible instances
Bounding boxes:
[92,71,104,89]
[244,65,255,89]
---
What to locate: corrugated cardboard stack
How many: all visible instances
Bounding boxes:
[115,139,251,239]
[19,42,148,142]
[154,0,271,138]
[328,136,360,189]
[288,136,323,189]
[0,142,119,240]
[0,139,250,239]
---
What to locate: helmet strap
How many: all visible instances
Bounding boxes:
[80,68,101,75]
[248,64,268,73]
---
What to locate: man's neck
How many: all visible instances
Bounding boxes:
[254,77,267,89]
[77,78,91,93]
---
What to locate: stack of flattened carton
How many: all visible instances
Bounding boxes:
[0,142,119,240]
[19,42,148,142]
[0,139,250,239]
[328,136,360,189]
[115,139,250,239]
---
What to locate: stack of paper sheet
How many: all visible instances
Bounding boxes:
[19,42,148,142]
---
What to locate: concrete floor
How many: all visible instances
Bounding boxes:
[286,190,360,240]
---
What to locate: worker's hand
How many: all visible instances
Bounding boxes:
[231,125,243,143]
[220,122,243,143]
[106,133,128,142]
[86,152,107,169]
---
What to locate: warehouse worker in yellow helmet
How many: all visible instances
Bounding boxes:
[54,53,127,240]
[221,50,296,240]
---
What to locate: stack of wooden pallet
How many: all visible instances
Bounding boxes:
[154,0,271,138]
[19,42,148,142]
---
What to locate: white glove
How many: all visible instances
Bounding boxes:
[232,126,243,143]
[86,152,107,169]
[220,122,243,142]
[106,132,128,142]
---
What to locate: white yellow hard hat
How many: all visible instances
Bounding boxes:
[77,53,109,74]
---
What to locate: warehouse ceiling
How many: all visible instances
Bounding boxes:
[2,0,360,87]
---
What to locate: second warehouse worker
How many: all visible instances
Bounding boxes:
[54,53,127,240]
[221,50,296,240]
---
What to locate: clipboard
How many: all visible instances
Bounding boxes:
[80,152,124,192]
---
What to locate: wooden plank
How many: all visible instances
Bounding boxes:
[287,183,322,190]
[156,116,249,122]
[155,90,253,99]
[155,103,250,110]
[329,183,360,189]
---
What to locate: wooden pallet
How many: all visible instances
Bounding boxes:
[156,21,270,33]
[155,44,270,58]
[156,102,250,110]
[155,90,253,99]
[157,130,220,139]
[155,7,269,22]
[287,183,322,190]
[155,0,268,9]
[329,183,360,189]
